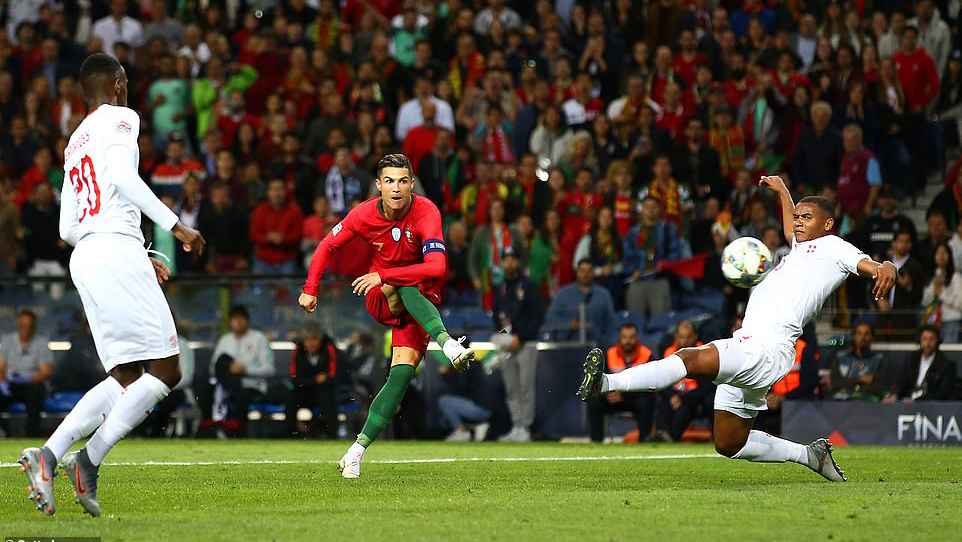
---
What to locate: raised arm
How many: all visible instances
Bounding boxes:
[758,175,796,243]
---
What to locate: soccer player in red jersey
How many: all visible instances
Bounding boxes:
[299,153,474,479]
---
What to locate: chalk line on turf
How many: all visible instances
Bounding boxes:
[0,453,719,468]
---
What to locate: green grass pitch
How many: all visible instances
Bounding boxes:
[0,440,959,541]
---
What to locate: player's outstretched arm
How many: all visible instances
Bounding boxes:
[857,259,898,301]
[300,218,358,312]
[759,175,795,243]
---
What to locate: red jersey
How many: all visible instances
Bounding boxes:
[894,47,941,111]
[672,52,708,86]
[303,195,447,303]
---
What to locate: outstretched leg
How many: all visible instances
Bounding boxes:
[579,344,718,401]
[713,409,846,481]
[339,346,421,479]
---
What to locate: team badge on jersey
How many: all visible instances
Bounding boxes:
[392,227,401,242]
[117,121,132,133]
[405,229,413,242]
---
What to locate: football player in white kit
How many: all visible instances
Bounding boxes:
[17,53,205,516]
[579,175,898,481]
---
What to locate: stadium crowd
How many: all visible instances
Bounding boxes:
[2,0,962,440]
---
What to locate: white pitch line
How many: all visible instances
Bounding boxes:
[0,453,718,469]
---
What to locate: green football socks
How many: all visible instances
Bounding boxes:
[397,286,452,346]
[357,364,416,447]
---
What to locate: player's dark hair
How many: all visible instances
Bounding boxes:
[576,258,593,268]
[619,322,638,333]
[79,53,122,98]
[853,320,874,335]
[377,153,413,179]
[229,305,250,320]
[798,196,836,222]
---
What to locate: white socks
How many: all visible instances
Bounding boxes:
[348,441,366,456]
[44,377,125,461]
[731,430,812,467]
[86,373,170,466]
[602,355,688,393]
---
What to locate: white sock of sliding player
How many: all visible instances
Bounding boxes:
[85,373,170,466]
[44,377,124,461]
[601,355,687,393]
[731,430,812,466]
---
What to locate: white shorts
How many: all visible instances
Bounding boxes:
[70,233,179,372]
[710,333,795,419]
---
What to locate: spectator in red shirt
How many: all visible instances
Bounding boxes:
[15,147,53,209]
[672,29,708,86]
[560,167,602,240]
[605,160,634,237]
[250,179,304,274]
[649,45,682,106]
[894,26,940,113]
[301,194,339,270]
[771,50,810,100]
[403,100,443,172]
[656,82,688,141]
[894,25,942,193]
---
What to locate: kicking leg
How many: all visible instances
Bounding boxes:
[339,346,421,479]
[579,344,718,401]
[63,356,181,516]
[714,409,846,482]
[393,285,474,371]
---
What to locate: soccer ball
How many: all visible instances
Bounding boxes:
[721,237,773,288]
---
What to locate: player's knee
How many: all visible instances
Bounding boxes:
[110,363,144,387]
[148,356,182,389]
[675,348,699,373]
[382,285,403,315]
[713,434,747,458]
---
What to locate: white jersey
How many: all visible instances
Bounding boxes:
[60,104,176,245]
[742,234,867,345]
